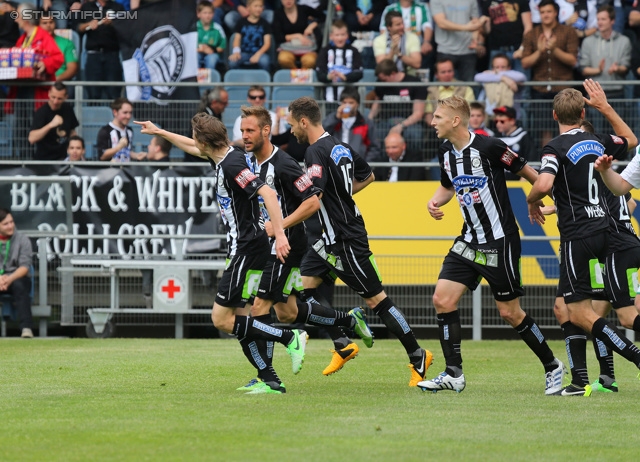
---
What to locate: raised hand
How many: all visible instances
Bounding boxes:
[133,120,161,135]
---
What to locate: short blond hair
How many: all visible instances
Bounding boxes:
[438,96,470,125]
[553,88,584,125]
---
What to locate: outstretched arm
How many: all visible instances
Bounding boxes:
[516,164,539,185]
[134,121,204,158]
[594,154,634,196]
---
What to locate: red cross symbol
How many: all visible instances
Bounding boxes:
[161,279,181,299]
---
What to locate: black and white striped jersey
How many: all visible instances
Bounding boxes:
[540,129,628,242]
[211,146,268,256]
[96,122,134,162]
[304,133,373,245]
[439,132,526,244]
[251,146,319,258]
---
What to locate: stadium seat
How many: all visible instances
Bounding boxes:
[80,106,112,159]
[271,69,316,107]
[209,69,221,83]
[223,67,272,103]
[82,106,112,125]
[222,105,242,134]
[361,68,377,93]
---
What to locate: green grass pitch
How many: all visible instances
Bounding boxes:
[1,338,639,461]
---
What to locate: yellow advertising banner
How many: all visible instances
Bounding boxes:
[352,181,640,286]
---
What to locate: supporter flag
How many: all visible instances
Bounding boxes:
[112,0,199,102]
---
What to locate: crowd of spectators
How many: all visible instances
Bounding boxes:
[5,0,640,165]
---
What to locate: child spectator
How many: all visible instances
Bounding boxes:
[197,1,227,72]
[229,0,272,72]
[65,135,86,162]
[316,20,363,103]
[273,0,321,69]
[468,102,494,137]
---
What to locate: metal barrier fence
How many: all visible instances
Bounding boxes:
[3,80,640,163]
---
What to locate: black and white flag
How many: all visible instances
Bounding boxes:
[113,0,199,102]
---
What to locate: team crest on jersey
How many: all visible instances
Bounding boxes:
[307,164,323,178]
[294,173,313,192]
[452,175,487,207]
[471,157,482,168]
[217,173,224,188]
[266,174,274,186]
[500,149,518,166]
[235,168,257,188]
[611,135,624,145]
[566,140,605,165]
[330,145,353,165]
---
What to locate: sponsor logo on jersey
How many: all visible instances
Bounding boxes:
[452,175,488,192]
[307,164,323,178]
[234,168,257,188]
[566,140,605,164]
[330,145,353,165]
[500,148,518,166]
[610,135,624,145]
[294,173,313,192]
[584,204,606,218]
[217,196,231,210]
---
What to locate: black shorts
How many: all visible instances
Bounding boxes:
[215,249,269,308]
[438,234,524,302]
[300,244,338,285]
[604,246,640,309]
[301,237,383,299]
[558,232,608,304]
[256,258,304,304]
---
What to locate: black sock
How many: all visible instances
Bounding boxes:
[294,300,350,348]
[515,315,556,370]
[303,286,333,308]
[437,310,462,370]
[633,315,640,333]
[238,337,280,383]
[233,315,294,345]
[591,336,615,381]
[560,321,589,387]
[253,314,275,360]
[592,317,640,368]
[294,300,352,328]
[372,297,420,355]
